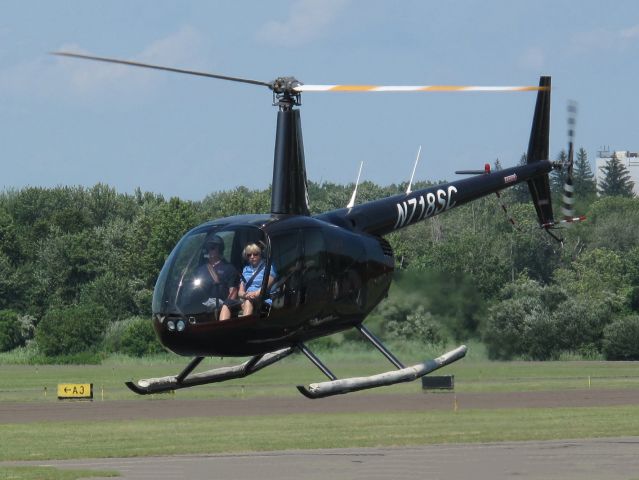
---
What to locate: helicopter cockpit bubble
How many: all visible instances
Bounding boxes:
[152,224,268,323]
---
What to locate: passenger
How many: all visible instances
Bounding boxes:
[238,243,277,317]
[198,235,239,321]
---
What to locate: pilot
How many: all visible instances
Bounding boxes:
[238,242,277,317]
[197,235,239,321]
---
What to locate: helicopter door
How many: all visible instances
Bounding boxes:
[269,230,302,310]
[326,231,366,316]
[298,228,330,311]
[269,228,329,316]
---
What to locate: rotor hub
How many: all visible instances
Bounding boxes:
[270,77,303,109]
[270,76,302,94]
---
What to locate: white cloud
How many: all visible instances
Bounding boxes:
[570,28,616,52]
[256,0,349,46]
[570,23,639,53]
[620,24,639,40]
[137,25,212,68]
[61,43,150,93]
[67,26,212,93]
[518,47,545,71]
[0,26,212,98]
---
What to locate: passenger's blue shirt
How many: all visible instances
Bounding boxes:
[241,261,277,295]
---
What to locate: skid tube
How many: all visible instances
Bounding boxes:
[126,347,295,395]
[297,325,467,399]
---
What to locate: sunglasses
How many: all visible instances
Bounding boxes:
[247,252,261,257]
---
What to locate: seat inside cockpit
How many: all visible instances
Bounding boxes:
[153,224,272,322]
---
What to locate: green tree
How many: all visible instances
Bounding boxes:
[201,186,270,219]
[598,154,635,197]
[573,148,597,202]
[511,153,529,203]
[85,183,138,227]
[551,150,567,195]
[79,272,137,323]
[602,315,639,360]
[0,207,20,262]
[483,277,567,360]
[498,202,561,283]
[35,303,108,356]
[138,198,198,287]
[553,248,630,302]
[484,293,546,360]
[376,271,484,341]
[32,230,103,306]
[582,197,639,251]
[386,305,447,346]
[0,255,18,310]
[104,316,163,356]
[0,309,24,352]
[413,230,510,298]
[551,295,614,357]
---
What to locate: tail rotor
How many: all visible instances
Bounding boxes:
[560,101,585,225]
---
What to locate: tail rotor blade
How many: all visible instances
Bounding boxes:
[561,101,578,223]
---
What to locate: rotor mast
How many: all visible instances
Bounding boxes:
[270,77,310,216]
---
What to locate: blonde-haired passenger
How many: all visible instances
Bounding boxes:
[238,243,277,316]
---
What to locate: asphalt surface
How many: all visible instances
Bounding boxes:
[2,389,638,424]
[5,438,639,480]
[2,389,639,479]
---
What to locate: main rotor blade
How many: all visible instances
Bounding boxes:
[51,51,272,89]
[295,84,548,92]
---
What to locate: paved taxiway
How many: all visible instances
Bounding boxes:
[2,390,638,479]
[5,438,639,480]
[2,389,638,423]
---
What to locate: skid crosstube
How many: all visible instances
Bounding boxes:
[125,332,466,398]
[125,347,294,395]
[297,344,467,399]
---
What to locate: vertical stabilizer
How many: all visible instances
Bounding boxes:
[526,76,554,227]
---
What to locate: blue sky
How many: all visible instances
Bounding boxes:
[2,1,638,201]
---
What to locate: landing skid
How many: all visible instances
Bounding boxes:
[297,325,467,399]
[297,344,467,399]
[125,327,466,398]
[125,347,295,395]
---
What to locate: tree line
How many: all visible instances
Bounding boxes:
[0,148,637,361]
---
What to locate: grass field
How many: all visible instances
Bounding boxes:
[2,406,639,461]
[1,344,638,402]
[1,347,638,463]
[0,467,119,479]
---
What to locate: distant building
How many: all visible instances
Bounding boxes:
[595,148,639,196]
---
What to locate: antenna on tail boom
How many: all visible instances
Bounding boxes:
[406,146,422,194]
[347,161,364,208]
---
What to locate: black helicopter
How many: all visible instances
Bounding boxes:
[54,52,575,398]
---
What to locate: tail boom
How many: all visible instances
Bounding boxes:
[316,76,555,236]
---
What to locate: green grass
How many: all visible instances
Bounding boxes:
[2,406,639,461]
[0,466,119,479]
[1,350,638,462]
[1,345,638,402]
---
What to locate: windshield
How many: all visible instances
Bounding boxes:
[153,225,268,321]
